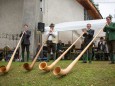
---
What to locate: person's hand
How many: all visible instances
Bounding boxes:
[24,31,27,34]
[50,29,53,32]
[49,31,53,35]
[59,50,62,52]
[106,22,109,26]
[82,29,87,33]
[59,50,63,53]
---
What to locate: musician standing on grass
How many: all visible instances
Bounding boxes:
[82,23,95,63]
[103,15,115,64]
[46,23,57,61]
[20,24,31,62]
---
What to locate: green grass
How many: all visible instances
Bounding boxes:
[0,61,115,86]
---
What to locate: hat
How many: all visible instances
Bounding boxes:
[100,37,104,40]
[49,23,55,27]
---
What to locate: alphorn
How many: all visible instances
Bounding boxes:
[23,43,44,71]
[39,33,83,72]
[23,33,50,71]
[0,32,24,73]
[53,27,104,76]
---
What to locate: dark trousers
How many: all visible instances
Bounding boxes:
[97,50,105,61]
[47,40,56,61]
[83,43,93,63]
[107,41,115,53]
[56,50,63,59]
[107,40,115,63]
[21,44,30,62]
[47,41,56,53]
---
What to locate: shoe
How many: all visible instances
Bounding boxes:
[83,61,87,63]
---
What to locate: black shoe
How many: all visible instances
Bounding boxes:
[83,61,87,63]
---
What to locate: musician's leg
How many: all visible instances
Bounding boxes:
[21,45,25,62]
[26,45,30,62]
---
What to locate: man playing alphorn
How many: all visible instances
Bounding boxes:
[103,16,115,64]
[82,23,95,63]
[20,24,31,62]
[46,23,57,61]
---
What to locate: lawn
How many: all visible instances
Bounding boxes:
[0,61,115,86]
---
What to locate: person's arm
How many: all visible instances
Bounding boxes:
[19,31,23,37]
[82,29,87,37]
[103,43,106,52]
[105,23,115,31]
[97,42,100,50]
[26,31,31,38]
[88,30,94,38]
[104,22,110,32]
[47,32,51,40]
[50,32,56,38]
[103,25,107,32]
[104,23,115,32]
[83,33,87,37]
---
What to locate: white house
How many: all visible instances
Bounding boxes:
[0,0,102,56]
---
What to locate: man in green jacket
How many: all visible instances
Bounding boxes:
[103,16,115,64]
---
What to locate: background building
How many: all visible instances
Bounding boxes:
[0,0,102,57]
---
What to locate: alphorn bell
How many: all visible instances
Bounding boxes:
[53,27,104,76]
[39,33,83,72]
[23,43,44,71]
[0,32,24,73]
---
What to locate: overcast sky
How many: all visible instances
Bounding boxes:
[94,0,115,18]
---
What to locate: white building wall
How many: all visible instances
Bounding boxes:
[42,0,84,48]
[43,0,84,25]
[0,0,42,57]
[0,0,23,48]
[0,0,85,54]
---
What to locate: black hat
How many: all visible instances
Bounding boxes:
[49,23,55,27]
[100,37,104,40]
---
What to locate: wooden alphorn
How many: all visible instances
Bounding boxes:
[39,33,83,72]
[0,32,24,73]
[23,32,51,71]
[53,28,104,76]
[23,43,44,71]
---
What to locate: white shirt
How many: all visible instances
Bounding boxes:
[46,31,58,43]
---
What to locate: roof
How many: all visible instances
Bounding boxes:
[77,0,103,19]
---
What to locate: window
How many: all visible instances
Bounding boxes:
[84,9,93,20]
